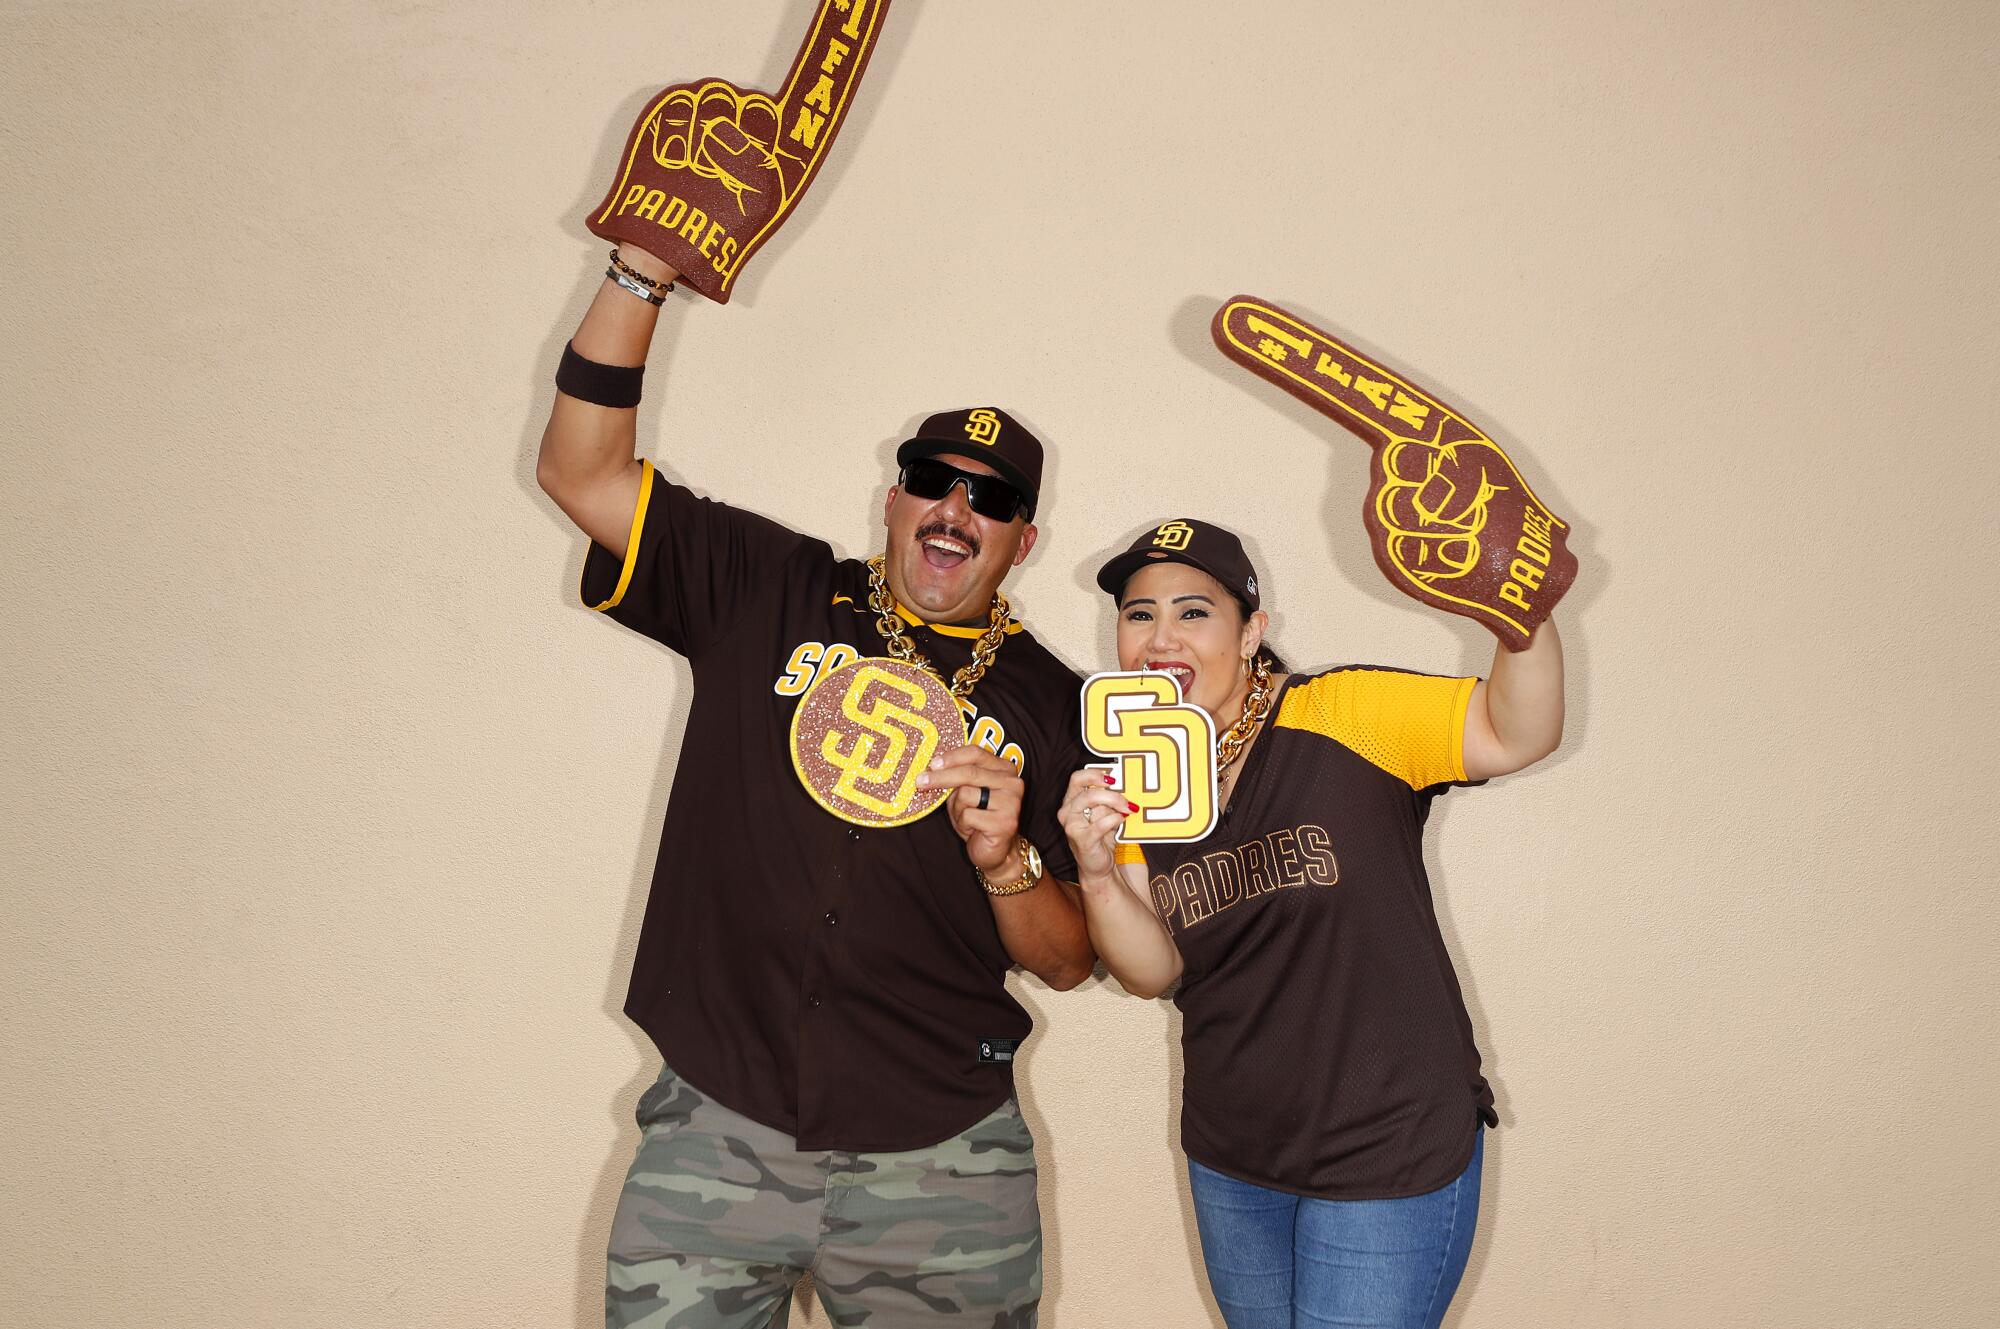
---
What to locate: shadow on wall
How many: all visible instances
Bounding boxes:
[566,657,690,1329]
[1427,795,1503,1329]
[1164,1003,1230,1329]
[1012,973,1229,1329]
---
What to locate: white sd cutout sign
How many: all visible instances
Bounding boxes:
[1080,671,1219,844]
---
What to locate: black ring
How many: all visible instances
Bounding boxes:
[976,786,990,811]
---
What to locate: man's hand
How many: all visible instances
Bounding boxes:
[916,745,1026,876]
[1212,296,1578,650]
[919,745,1095,989]
[585,0,894,304]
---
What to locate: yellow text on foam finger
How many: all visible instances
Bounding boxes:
[789,0,873,148]
[1498,503,1559,612]
[614,187,742,275]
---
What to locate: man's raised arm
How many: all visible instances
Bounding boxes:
[535,249,681,561]
[544,0,891,555]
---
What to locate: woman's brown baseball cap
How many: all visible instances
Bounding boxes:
[1096,519,1261,610]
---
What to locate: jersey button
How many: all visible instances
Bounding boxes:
[824,912,838,926]
[807,995,823,1008]
[846,827,862,841]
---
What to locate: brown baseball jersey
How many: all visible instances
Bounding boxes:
[1117,665,1495,1198]
[580,460,1085,1151]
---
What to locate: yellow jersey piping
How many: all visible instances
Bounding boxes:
[585,459,655,612]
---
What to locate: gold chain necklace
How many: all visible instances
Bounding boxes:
[1214,655,1275,773]
[866,555,1012,700]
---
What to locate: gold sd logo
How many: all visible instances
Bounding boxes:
[826,666,940,814]
[1152,520,1194,551]
[964,409,1002,447]
[790,658,968,827]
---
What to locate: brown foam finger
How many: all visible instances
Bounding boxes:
[737,97,782,155]
[584,2,894,304]
[700,116,768,183]
[702,117,755,155]
[648,87,701,170]
[775,0,892,147]
[695,81,745,137]
[1210,296,1579,649]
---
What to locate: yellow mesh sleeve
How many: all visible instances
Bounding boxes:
[1275,669,1476,788]
[1114,841,1147,867]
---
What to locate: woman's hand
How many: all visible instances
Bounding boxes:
[1057,768,1136,884]
[1057,768,1183,998]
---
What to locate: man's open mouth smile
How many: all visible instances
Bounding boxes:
[918,525,977,570]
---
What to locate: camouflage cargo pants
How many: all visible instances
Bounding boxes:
[607,1062,1041,1328]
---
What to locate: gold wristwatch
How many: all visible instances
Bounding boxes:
[976,837,1044,897]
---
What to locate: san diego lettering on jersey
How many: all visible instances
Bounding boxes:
[775,639,1025,771]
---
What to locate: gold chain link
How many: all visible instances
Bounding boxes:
[866,555,1012,701]
[1214,655,1274,772]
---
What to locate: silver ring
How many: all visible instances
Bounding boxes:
[976,786,990,812]
[1082,806,1094,824]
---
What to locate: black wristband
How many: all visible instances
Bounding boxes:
[556,341,644,409]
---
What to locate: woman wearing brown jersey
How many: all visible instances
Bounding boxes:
[1059,519,1564,1329]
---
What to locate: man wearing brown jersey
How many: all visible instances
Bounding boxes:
[538,238,1094,1326]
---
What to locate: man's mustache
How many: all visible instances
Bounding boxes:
[915,521,981,557]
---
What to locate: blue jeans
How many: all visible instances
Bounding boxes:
[1187,1131,1482,1329]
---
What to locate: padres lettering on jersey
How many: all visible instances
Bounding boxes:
[1150,823,1338,928]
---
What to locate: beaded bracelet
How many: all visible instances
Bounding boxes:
[609,248,675,296]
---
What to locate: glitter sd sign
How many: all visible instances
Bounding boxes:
[789,657,965,827]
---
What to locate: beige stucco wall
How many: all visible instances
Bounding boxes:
[4,2,1996,1325]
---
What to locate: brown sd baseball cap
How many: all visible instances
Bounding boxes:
[896,408,1045,519]
[1096,519,1261,610]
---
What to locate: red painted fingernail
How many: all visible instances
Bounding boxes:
[1126,801,1139,812]
[1103,773,1115,785]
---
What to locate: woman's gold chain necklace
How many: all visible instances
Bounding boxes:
[866,555,1012,701]
[1214,655,1275,773]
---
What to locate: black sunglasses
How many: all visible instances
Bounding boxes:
[898,457,1032,522]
